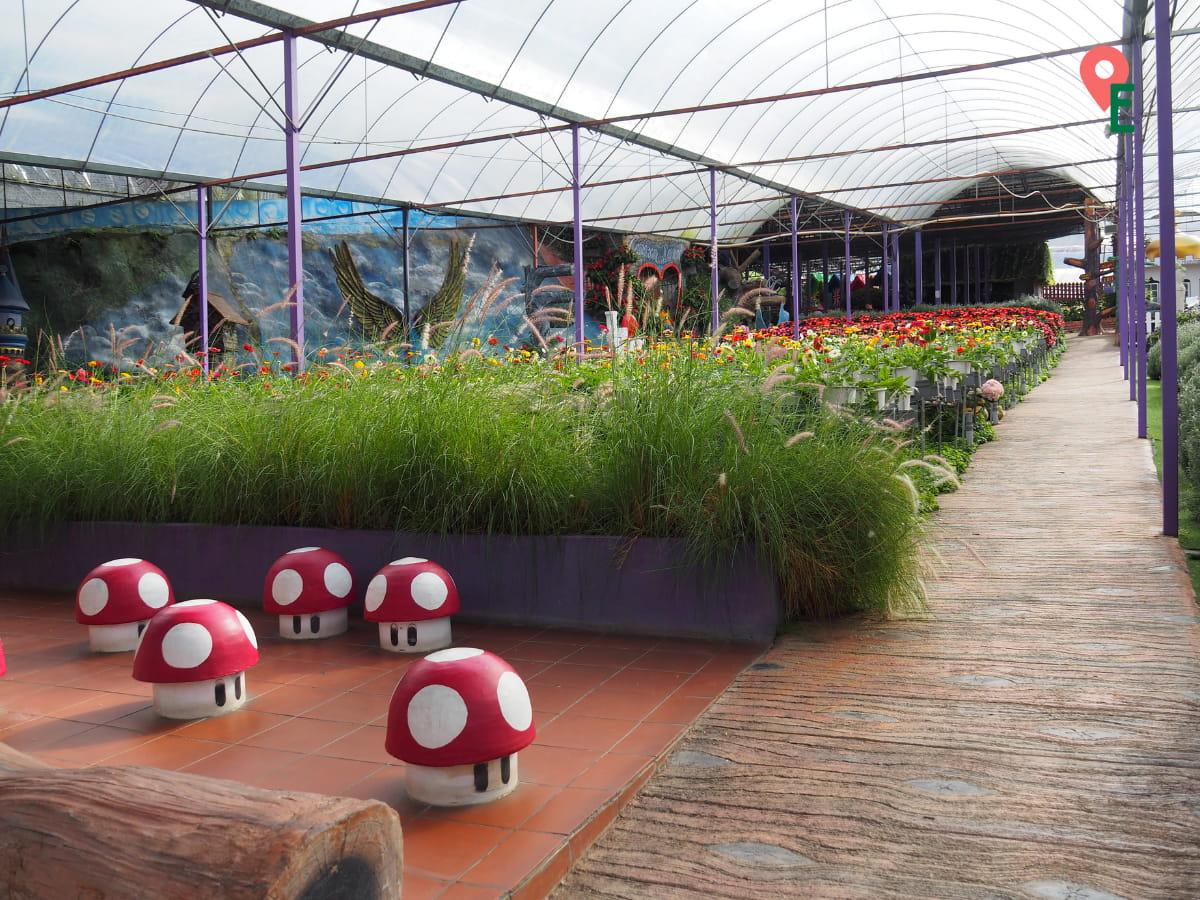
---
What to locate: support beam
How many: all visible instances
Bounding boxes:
[891,227,901,312]
[197,186,210,378]
[881,223,890,312]
[790,197,800,339]
[844,211,852,318]
[1135,31,1148,439]
[935,238,942,306]
[402,208,411,337]
[572,125,585,356]
[1155,0,1178,536]
[711,167,720,334]
[283,32,305,372]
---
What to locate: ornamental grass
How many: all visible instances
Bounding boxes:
[0,342,934,621]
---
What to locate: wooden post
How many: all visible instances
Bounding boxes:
[0,742,403,899]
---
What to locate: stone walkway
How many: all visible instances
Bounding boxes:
[551,334,1200,899]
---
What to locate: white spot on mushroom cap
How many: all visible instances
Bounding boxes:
[102,558,142,567]
[407,684,468,749]
[391,557,427,565]
[78,578,108,616]
[176,599,216,607]
[364,574,387,613]
[288,547,320,554]
[425,647,484,663]
[161,621,213,669]
[138,572,170,609]
[271,569,304,606]
[324,562,353,599]
[235,610,258,649]
[497,670,533,731]
[411,571,449,611]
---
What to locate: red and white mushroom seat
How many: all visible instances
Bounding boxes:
[363,557,460,653]
[75,558,174,652]
[263,547,355,639]
[386,648,535,806]
[132,599,259,719]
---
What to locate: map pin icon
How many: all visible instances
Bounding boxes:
[1080,46,1130,110]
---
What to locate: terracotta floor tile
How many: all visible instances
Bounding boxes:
[460,829,565,890]
[103,734,222,769]
[500,657,552,682]
[598,667,688,694]
[503,640,589,663]
[2,715,98,754]
[11,657,108,685]
[424,781,557,830]
[563,645,651,668]
[646,692,716,724]
[242,715,351,753]
[569,752,654,791]
[38,723,160,765]
[251,754,381,795]
[401,874,452,900]
[534,714,633,753]
[104,705,184,736]
[250,655,324,685]
[402,819,510,881]
[527,663,613,690]
[439,884,506,900]
[519,744,602,787]
[55,692,146,725]
[566,689,668,721]
[246,682,342,716]
[290,664,392,692]
[320,723,394,765]
[174,709,291,743]
[528,680,592,714]
[64,665,151,696]
[304,690,389,724]
[0,683,66,713]
[628,649,715,673]
[348,669,409,695]
[521,786,611,835]
[609,721,686,757]
[509,846,572,900]
[338,766,427,817]
[181,743,303,782]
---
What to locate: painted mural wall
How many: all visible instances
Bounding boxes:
[7,198,589,368]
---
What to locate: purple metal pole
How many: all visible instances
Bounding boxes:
[880,223,890,312]
[571,125,585,356]
[402,207,411,337]
[197,186,209,378]
[891,227,900,311]
[789,197,800,339]
[934,237,942,306]
[1155,0,1178,536]
[1121,133,1132,382]
[914,229,923,307]
[843,210,852,318]
[1135,31,1148,438]
[710,167,720,335]
[283,32,305,372]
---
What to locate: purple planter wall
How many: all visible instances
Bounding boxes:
[1,523,779,644]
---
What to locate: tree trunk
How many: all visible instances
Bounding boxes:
[0,742,403,899]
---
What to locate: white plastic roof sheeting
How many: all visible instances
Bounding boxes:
[0,0,1194,241]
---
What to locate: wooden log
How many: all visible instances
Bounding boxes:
[0,743,403,899]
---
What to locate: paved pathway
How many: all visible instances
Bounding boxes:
[552,334,1200,899]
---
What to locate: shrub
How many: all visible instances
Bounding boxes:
[1148,319,1200,381]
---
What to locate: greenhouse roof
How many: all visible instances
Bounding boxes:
[0,0,1196,244]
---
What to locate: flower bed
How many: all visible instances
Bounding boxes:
[0,307,1062,629]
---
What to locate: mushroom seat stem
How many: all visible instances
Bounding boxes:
[152,672,249,719]
[405,755,520,806]
[87,619,151,653]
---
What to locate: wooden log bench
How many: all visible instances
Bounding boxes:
[0,742,403,899]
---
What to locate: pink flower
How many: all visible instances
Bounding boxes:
[980,379,1004,401]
